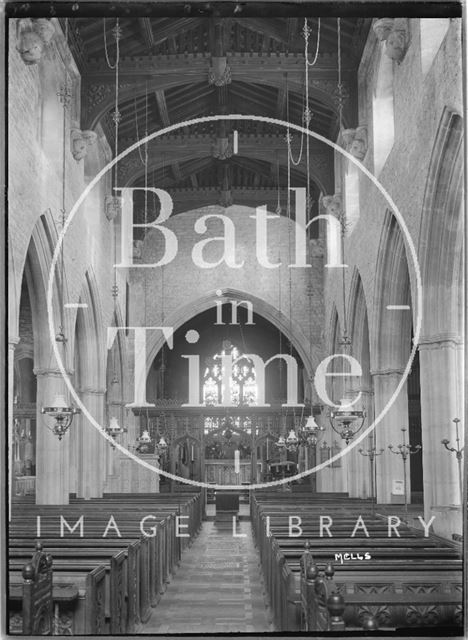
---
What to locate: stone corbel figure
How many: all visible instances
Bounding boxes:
[70,129,98,161]
[341,126,368,160]
[208,56,232,86]
[212,137,233,160]
[16,18,55,65]
[373,18,408,64]
[322,194,342,217]
[105,195,122,221]
[133,239,144,261]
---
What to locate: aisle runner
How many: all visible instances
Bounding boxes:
[144,521,274,633]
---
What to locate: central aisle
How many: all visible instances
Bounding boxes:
[144,520,274,633]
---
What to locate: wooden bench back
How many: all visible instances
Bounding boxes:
[21,543,53,635]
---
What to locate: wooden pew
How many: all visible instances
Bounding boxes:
[9,569,104,634]
[9,493,202,634]
[250,494,463,632]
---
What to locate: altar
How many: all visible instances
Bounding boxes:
[205,460,261,485]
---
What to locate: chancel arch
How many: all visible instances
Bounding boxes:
[145,288,318,386]
[141,302,309,487]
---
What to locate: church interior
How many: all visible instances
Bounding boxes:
[5,4,465,637]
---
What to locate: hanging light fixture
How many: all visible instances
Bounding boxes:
[104,18,123,221]
[40,22,81,442]
[156,436,169,456]
[302,414,326,446]
[330,399,365,445]
[136,429,152,453]
[54,19,73,345]
[326,19,366,447]
[276,414,325,452]
[136,425,168,456]
[276,21,322,456]
[41,395,81,441]
[105,416,127,448]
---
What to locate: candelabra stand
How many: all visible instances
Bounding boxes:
[441,418,464,505]
[388,428,421,514]
[358,443,384,513]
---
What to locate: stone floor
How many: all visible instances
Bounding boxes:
[144,520,274,634]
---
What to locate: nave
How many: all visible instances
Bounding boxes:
[8,488,463,635]
[6,4,465,638]
[144,517,272,634]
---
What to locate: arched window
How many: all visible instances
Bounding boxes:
[203,339,257,406]
[372,43,395,176]
[420,19,450,75]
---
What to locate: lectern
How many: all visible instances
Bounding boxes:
[215,491,240,523]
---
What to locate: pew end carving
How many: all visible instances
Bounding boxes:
[22,542,53,635]
[300,544,345,632]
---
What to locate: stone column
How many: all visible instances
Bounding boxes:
[419,337,463,537]
[35,369,72,505]
[347,388,375,499]
[8,337,20,517]
[372,369,409,504]
[77,389,106,499]
[250,423,258,484]
[198,414,205,483]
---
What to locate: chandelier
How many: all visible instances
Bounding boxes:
[276,414,325,452]
[136,429,168,456]
[105,416,127,448]
[41,394,80,440]
[329,393,366,445]
[326,21,366,446]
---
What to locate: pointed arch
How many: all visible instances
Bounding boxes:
[73,268,106,390]
[145,288,317,382]
[372,209,413,372]
[348,268,371,389]
[419,108,463,340]
[20,213,63,370]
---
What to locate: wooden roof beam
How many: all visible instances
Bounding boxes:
[154,88,183,181]
[139,18,155,50]
[152,18,200,46]
[287,18,299,47]
[276,81,288,120]
[155,89,170,127]
[233,17,287,45]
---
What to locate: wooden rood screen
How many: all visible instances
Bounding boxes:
[21,543,53,635]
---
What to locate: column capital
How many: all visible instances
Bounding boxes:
[418,333,463,349]
[370,367,405,377]
[348,386,374,396]
[80,387,106,396]
[8,336,20,348]
[34,367,74,378]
